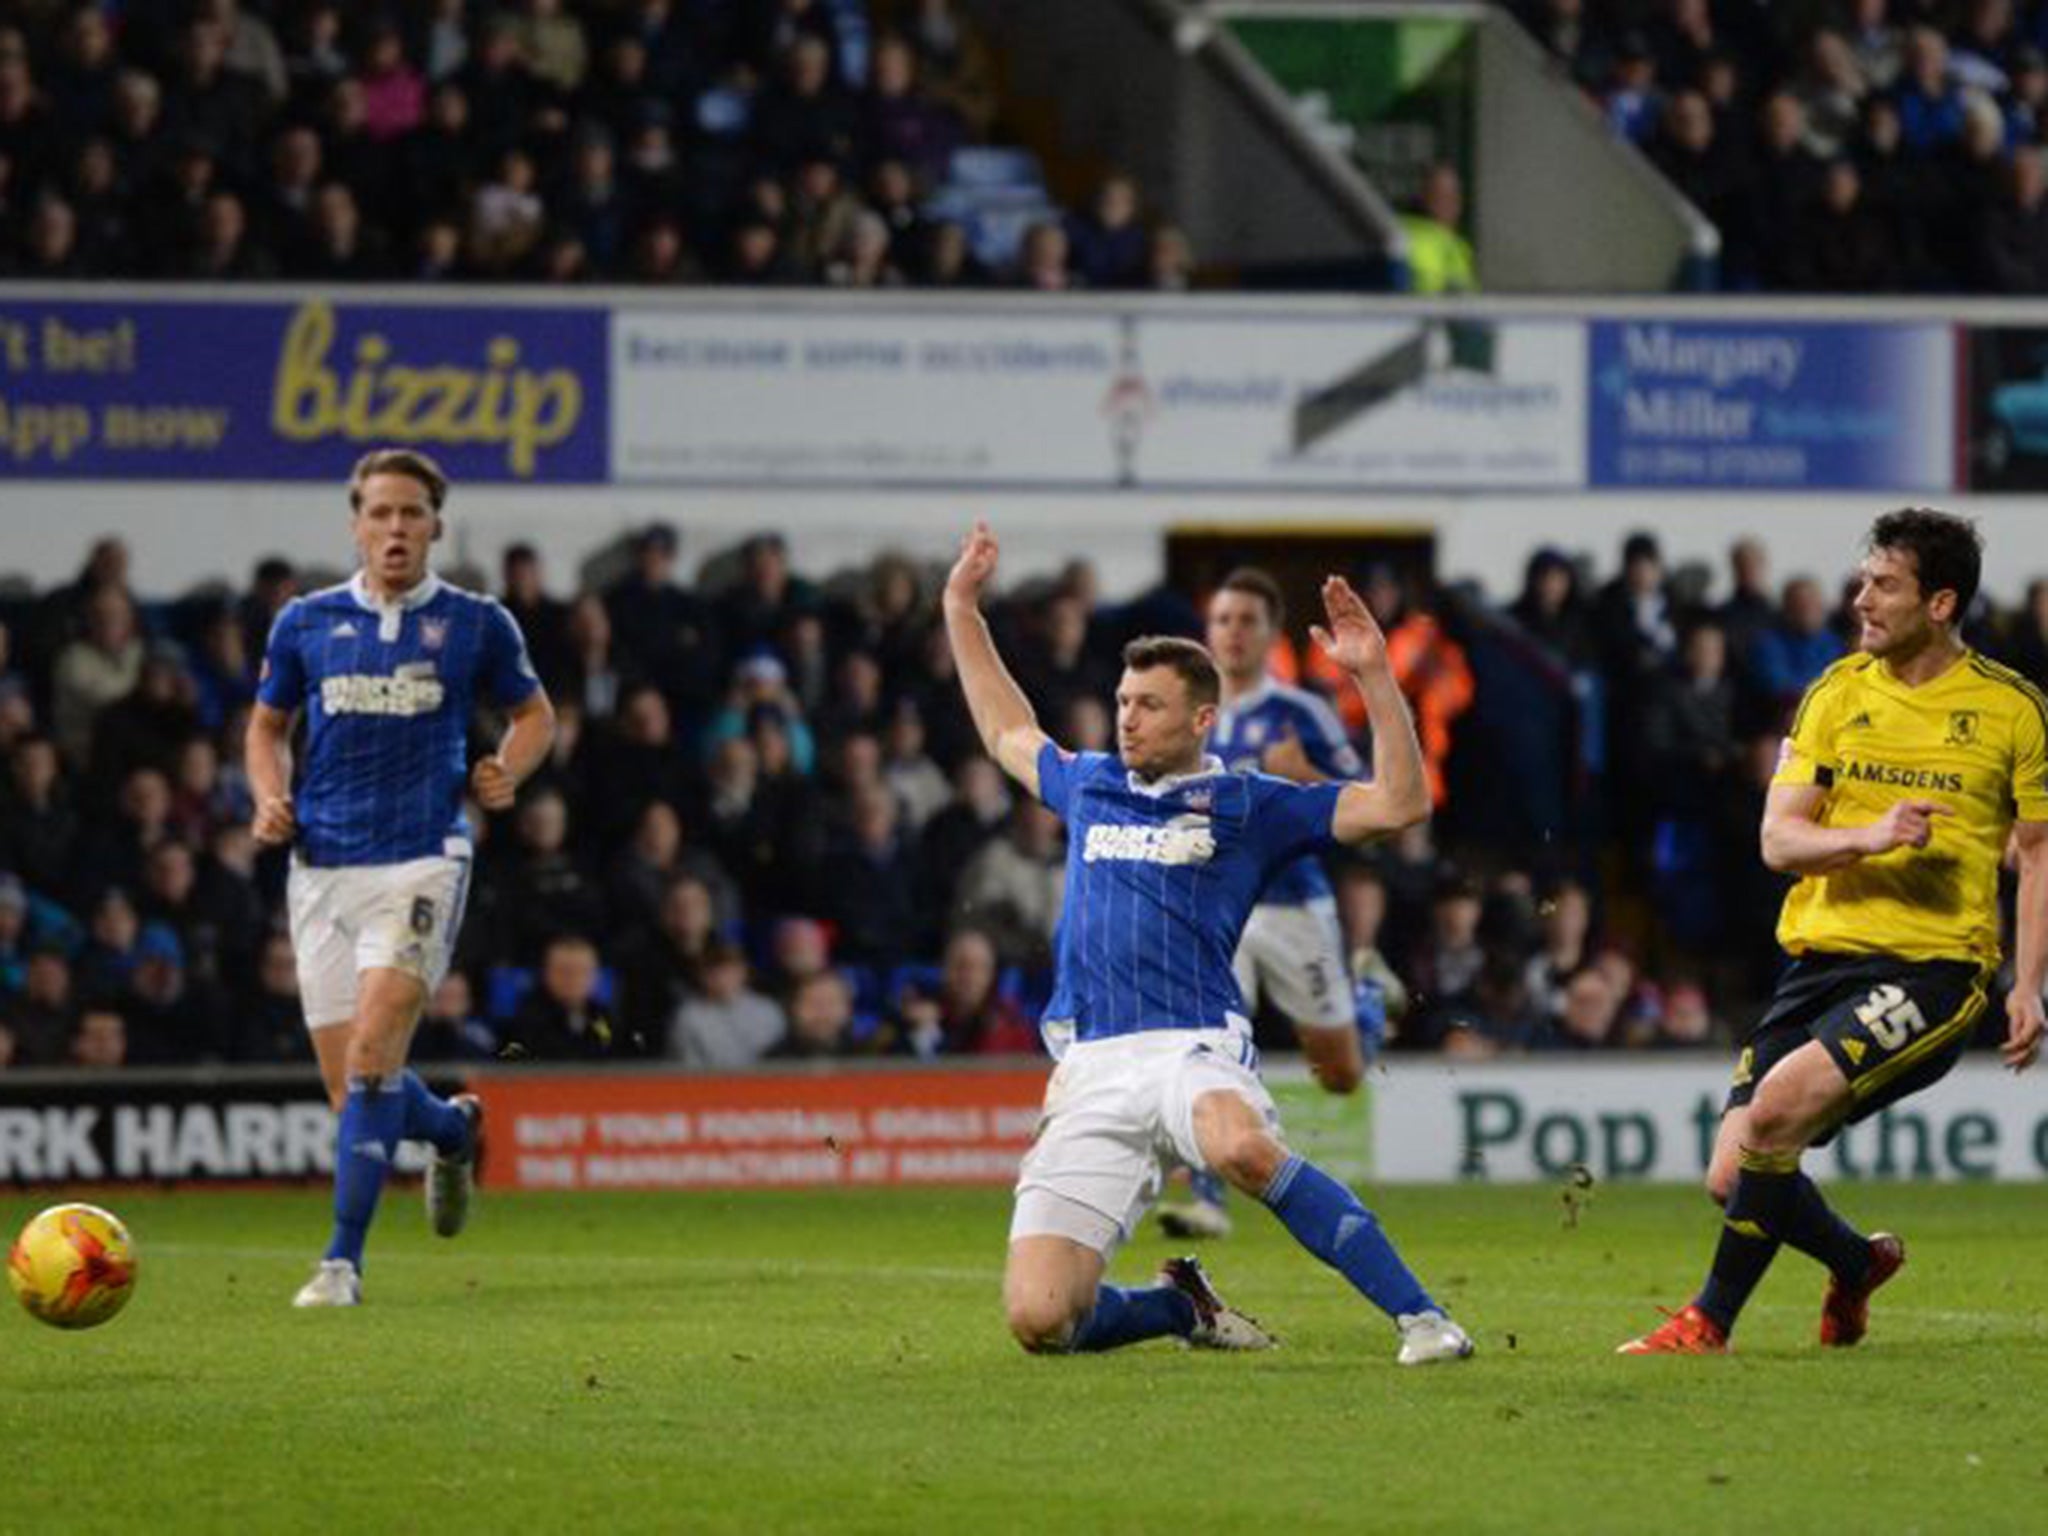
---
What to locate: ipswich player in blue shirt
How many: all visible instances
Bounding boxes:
[944,522,1472,1365]
[1159,567,1372,1240]
[246,449,556,1308]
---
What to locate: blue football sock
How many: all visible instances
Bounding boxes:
[399,1070,470,1155]
[325,1077,407,1269]
[1261,1154,1435,1319]
[1069,1283,1197,1352]
[1189,1169,1230,1211]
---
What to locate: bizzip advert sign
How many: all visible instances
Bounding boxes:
[1373,1060,2048,1183]
[1588,319,1954,490]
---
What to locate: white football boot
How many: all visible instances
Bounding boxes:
[1158,1256,1276,1350]
[292,1258,362,1308]
[1396,1310,1475,1366]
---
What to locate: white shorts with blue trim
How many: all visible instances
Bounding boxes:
[1233,895,1351,1029]
[1009,1025,1280,1255]
[287,848,472,1029]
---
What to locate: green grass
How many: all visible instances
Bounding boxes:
[6,1182,2048,1534]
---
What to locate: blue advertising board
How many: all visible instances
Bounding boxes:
[0,298,607,481]
[1588,320,1953,491]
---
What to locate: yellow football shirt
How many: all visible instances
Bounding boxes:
[1771,649,2048,964]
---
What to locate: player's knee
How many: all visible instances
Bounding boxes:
[1743,1094,1803,1152]
[1704,1166,1735,1207]
[1006,1294,1083,1354]
[1211,1128,1287,1194]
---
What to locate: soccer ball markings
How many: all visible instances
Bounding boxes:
[8,1203,139,1330]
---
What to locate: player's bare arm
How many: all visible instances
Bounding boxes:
[245,700,298,846]
[472,688,557,811]
[2004,819,2048,1071]
[1317,575,1429,842]
[942,520,1050,798]
[1759,782,1953,875]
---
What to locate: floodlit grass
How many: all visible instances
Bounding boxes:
[4,1181,2047,1534]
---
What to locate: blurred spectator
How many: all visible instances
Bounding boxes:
[1397,163,1477,294]
[2003,578,2048,687]
[70,1005,127,1069]
[356,25,426,142]
[2,941,75,1063]
[670,938,785,1067]
[489,786,604,959]
[821,784,923,967]
[1065,172,1147,288]
[1976,146,2048,292]
[768,968,861,1058]
[1655,981,1725,1050]
[1145,224,1196,291]
[882,699,951,834]
[1525,878,1593,1021]
[860,32,961,182]
[1406,873,1486,1040]
[1013,219,1077,291]
[232,929,310,1063]
[123,922,215,1063]
[416,969,499,1062]
[2,736,77,901]
[617,871,720,1045]
[509,934,626,1060]
[1509,547,1595,668]
[51,587,143,767]
[892,927,1037,1056]
[1750,577,1845,719]
[1540,966,1621,1050]
[954,799,1064,969]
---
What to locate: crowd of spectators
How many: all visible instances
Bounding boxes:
[1516,0,2048,291]
[0,0,1193,291]
[4,521,2047,1075]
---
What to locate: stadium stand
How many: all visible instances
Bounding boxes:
[2,523,2045,1073]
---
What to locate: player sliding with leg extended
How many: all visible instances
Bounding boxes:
[1156,567,1373,1240]
[246,448,556,1308]
[1621,509,2048,1354]
[944,522,1472,1364]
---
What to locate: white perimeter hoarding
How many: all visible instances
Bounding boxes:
[609,305,1588,490]
[1128,313,1587,489]
[1372,1060,2048,1183]
[610,308,1123,485]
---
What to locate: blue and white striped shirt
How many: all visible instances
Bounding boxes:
[1035,744,1343,1049]
[257,573,540,867]
[1210,679,1362,905]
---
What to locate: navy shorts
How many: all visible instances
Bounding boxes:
[1724,953,1990,1142]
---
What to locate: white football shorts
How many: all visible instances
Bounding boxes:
[1009,1026,1280,1256]
[287,850,472,1030]
[1233,896,1352,1030]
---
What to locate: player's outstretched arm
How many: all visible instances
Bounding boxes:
[1760,783,1951,874]
[244,701,297,847]
[1314,575,1430,842]
[472,689,557,811]
[2004,819,2048,1071]
[942,521,1049,799]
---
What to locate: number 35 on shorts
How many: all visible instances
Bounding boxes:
[1853,984,1928,1052]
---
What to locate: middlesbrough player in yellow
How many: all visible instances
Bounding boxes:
[1622,509,2048,1354]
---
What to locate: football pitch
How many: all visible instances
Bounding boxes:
[6,1181,2047,1535]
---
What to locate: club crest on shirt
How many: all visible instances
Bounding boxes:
[1944,710,1979,746]
[1181,788,1213,812]
[420,617,448,651]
